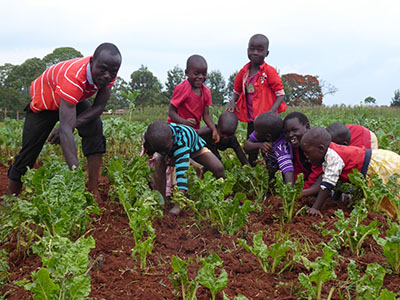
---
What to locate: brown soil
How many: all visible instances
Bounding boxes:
[1,164,400,299]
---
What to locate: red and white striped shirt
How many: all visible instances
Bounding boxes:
[29,56,114,113]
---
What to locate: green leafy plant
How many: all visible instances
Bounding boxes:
[197,253,228,300]
[238,231,296,274]
[24,233,95,300]
[274,171,304,223]
[375,219,400,274]
[223,292,249,300]
[169,255,199,300]
[297,244,338,300]
[326,203,379,255]
[347,261,388,300]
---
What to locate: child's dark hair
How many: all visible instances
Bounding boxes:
[249,34,269,49]
[144,121,172,155]
[186,54,207,70]
[326,122,351,145]
[301,127,331,149]
[254,112,282,141]
[93,42,121,60]
[218,112,238,136]
[283,112,310,126]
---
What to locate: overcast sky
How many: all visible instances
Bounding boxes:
[1,0,399,106]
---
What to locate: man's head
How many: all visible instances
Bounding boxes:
[300,127,331,166]
[254,112,282,142]
[326,122,351,146]
[217,112,239,141]
[185,55,207,89]
[283,112,310,148]
[144,121,174,156]
[90,43,122,88]
[248,34,269,66]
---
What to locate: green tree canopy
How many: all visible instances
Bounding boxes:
[226,71,238,101]
[206,70,226,105]
[106,76,130,110]
[281,73,323,106]
[364,96,376,105]
[42,47,83,68]
[391,89,400,107]
[129,65,168,106]
[164,65,185,100]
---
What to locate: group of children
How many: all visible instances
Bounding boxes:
[143,33,400,217]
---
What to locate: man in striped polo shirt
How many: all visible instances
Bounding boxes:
[144,121,225,215]
[8,43,122,200]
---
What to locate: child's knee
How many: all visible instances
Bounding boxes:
[213,163,225,179]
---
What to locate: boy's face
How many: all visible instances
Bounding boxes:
[217,127,234,144]
[300,141,326,166]
[248,38,269,66]
[185,61,207,89]
[90,50,121,88]
[284,118,310,149]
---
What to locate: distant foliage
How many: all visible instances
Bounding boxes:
[364,96,376,105]
[391,89,400,107]
[206,70,227,105]
[164,65,185,100]
[226,71,238,100]
[281,73,323,106]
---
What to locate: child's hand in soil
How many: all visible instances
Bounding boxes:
[307,207,323,217]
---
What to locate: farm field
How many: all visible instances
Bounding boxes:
[1,106,400,300]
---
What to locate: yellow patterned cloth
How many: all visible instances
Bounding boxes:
[370,131,379,150]
[367,149,400,216]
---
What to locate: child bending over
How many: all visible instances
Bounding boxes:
[300,127,399,217]
[283,112,322,197]
[326,122,378,149]
[168,54,219,142]
[243,112,294,184]
[144,121,224,216]
[226,34,287,165]
[198,112,249,166]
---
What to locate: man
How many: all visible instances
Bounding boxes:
[8,42,122,199]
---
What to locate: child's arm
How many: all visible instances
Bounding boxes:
[203,106,219,143]
[226,93,239,112]
[268,95,285,113]
[231,138,250,165]
[197,126,211,137]
[244,139,272,154]
[153,154,167,200]
[283,171,294,185]
[300,175,322,198]
[168,104,197,127]
[308,187,331,217]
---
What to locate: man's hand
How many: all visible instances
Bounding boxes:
[307,207,323,217]
[48,126,61,144]
[185,118,197,127]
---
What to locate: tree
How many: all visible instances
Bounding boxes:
[226,71,238,100]
[129,65,168,106]
[391,89,400,107]
[364,96,376,105]
[281,73,323,106]
[106,77,130,110]
[164,65,185,99]
[206,70,226,105]
[42,47,83,68]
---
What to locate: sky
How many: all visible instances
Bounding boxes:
[1,0,400,106]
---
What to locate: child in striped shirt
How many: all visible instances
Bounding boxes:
[243,112,294,184]
[144,121,224,215]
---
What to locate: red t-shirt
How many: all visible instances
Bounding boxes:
[346,124,372,149]
[30,56,115,113]
[233,62,287,122]
[167,79,212,129]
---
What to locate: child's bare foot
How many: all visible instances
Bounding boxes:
[169,203,181,216]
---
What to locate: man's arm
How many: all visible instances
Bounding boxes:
[59,99,79,169]
[74,87,111,128]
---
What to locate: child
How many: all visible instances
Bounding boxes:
[144,121,224,216]
[226,34,287,165]
[283,112,322,196]
[167,54,219,142]
[243,112,294,184]
[300,127,399,217]
[326,122,378,149]
[198,112,249,166]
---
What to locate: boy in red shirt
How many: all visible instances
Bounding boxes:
[168,54,219,143]
[226,34,287,165]
[301,127,399,217]
[8,43,121,199]
[326,122,378,149]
